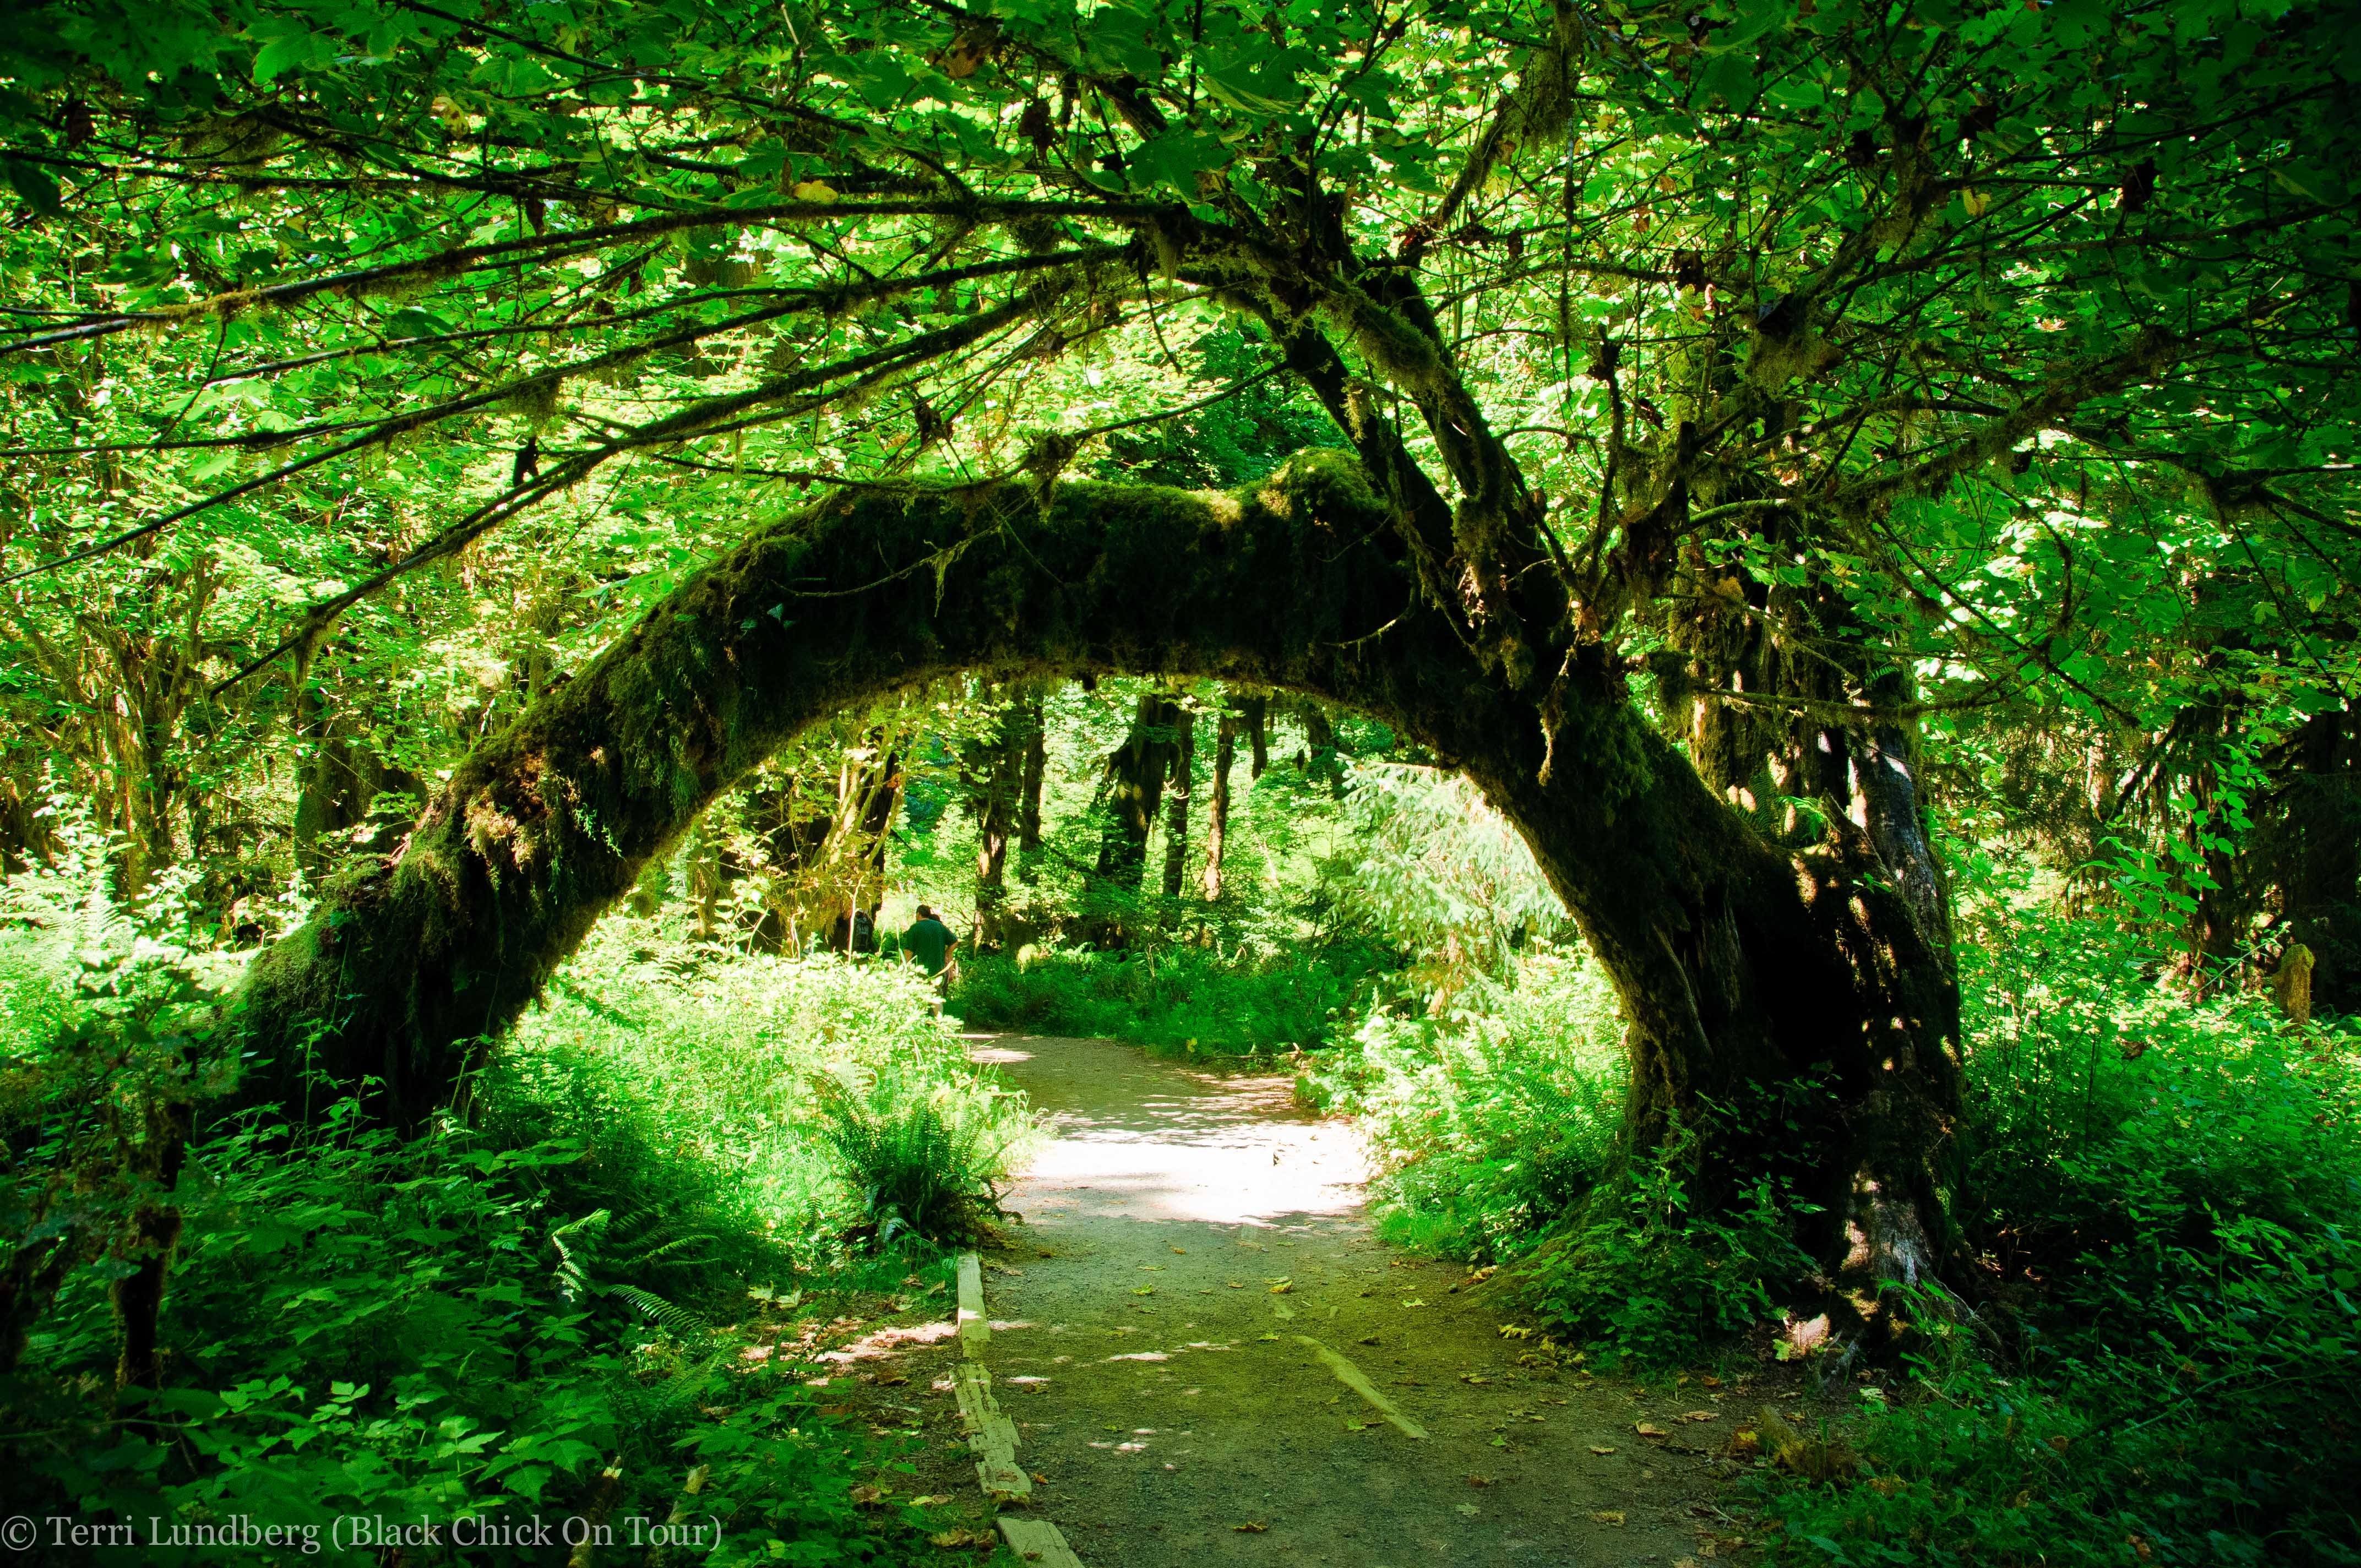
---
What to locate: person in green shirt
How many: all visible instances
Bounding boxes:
[901,905,957,1010]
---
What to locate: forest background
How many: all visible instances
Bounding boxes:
[1,0,2358,1562]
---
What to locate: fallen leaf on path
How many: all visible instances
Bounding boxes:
[1344,1419,1368,1431]
[1590,1445,1617,1455]
[1460,1373,1490,1385]
[1171,1246,1187,1254]
[929,1528,988,1548]
[874,1369,908,1387]
[1400,1298,1426,1308]
[1227,1281,1246,1288]
[1257,1332,1281,1341]
[1488,1435,1508,1448]
[909,1495,951,1507]
[1140,1264,1166,1271]
[1701,1374,1722,1387]
[1357,1335,1381,1346]
[1730,1429,1761,1456]
[1682,1410,1718,1422]
[1455,1503,1479,1517]
[1132,1287,1155,1295]
[1591,1511,1626,1526]
[1030,1473,1049,1484]
[1466,1476,1490,1488]
[1233,1522,1267,1533]
[1636,1422,1669,1438]
[1269,1283,1292,1295]
[848,1485,886,1505]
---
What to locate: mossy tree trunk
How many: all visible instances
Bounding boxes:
[235,454,1963,1293]
[1097,693,1177,888]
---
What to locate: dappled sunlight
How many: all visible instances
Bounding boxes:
[978,1035,1370,1226]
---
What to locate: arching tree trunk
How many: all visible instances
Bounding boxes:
[233,454,1962,1293]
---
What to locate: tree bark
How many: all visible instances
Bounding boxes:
[233,454,1963,1291]
[1243,694,1269,778]
[1204,710,1237,901]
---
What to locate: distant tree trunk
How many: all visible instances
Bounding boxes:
[966,702,1023,949]
[1017,692,1047,854]
[1098,694,1176,888]
[292,726,423,881]
[236,458,1962,1300]
[1204,710,1237,900]
[1243,694,1270,778]
[1161,701,1195,899]
[2253,705,2361,1009]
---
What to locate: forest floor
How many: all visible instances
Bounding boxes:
[818,1034,1764,1566]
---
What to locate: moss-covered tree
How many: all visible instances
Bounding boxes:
[8,0,2358,1300]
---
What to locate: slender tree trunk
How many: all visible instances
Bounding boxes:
[1017,692,1047,854]
[235,456,1962,1296]
[1161,700,1194,899]
[1204,710,1237,900]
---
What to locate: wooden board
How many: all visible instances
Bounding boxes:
[1295,1335,1428,1439]
[953,1360,1030,1500]
[997,1517,1084,1567]
[956,1250,989,1357]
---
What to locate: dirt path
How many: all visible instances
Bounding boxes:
[949,1035,1748,1566]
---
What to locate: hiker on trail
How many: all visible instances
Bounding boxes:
[902,904,956,1009]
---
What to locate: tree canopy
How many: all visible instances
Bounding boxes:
[4,0,2354,765]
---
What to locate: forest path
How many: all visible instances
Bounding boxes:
[956,1033,1742,1567]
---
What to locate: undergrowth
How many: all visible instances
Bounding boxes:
[951,941,1380,1054]
[1757,906,2361,1565]
[2,845,1028,1565]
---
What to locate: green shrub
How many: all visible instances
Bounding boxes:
[809,1062,1026,1246]
[1304,949,1624,1260]
[491,923,1035,1259]
[1518,1107,1820,1368]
